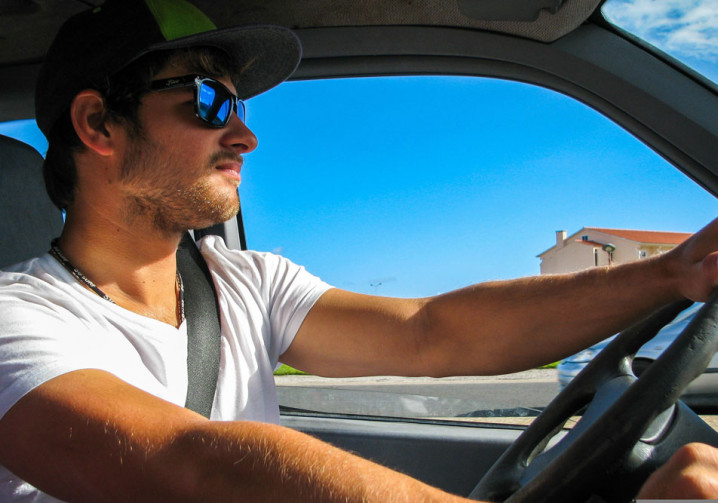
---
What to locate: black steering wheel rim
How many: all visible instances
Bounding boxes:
[470,293,718,502]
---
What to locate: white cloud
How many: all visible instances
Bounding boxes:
[604,0,718,61]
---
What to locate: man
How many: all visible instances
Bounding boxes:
[1,0,718,501]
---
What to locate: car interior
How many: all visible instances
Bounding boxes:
[1,0,718,501]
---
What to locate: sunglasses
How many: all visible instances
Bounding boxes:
[149,74,246,128]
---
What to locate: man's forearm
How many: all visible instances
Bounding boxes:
[0,370,472,503]
[286,248,682,379]
[154,421,470,503]
[419,253,679,376]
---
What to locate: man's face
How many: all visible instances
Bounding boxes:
[115,65,258,236]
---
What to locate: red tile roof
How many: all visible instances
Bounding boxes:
[586,228,692,245]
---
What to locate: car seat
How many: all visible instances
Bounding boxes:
[0,135,63,268]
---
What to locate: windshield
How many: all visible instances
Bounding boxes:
[602,0,718,84]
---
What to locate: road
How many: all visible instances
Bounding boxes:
[276,369,560,419]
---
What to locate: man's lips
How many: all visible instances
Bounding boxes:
[215,160,242,182]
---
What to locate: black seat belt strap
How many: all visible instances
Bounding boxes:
[176,232,222,418]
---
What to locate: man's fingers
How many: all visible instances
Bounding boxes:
[638,443,718,499]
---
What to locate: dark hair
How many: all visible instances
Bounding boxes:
[42,47,236,210]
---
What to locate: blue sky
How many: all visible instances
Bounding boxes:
[241,76,717,296]
[603,0,718,82]
[2,0,717,297]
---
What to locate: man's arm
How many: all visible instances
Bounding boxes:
[3,369,717,501]
[0,369,468,502]
[282,218,718,377]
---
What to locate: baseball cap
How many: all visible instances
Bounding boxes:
[35,0,302,137]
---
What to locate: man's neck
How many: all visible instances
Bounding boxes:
[57,207,184,327]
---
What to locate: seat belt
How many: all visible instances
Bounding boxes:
[176,232,222,418]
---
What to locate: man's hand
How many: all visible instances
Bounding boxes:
[638,443,718,499]
[663,217,718,302]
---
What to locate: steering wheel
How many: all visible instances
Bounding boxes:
[470,293,718,503]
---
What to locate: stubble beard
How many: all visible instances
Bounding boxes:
[118,136,240,237]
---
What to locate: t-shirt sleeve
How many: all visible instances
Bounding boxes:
[0,280,109,420]
[263,251,332,359]
[198,236,332,366]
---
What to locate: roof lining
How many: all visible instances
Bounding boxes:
[0,0,601,68]
[213,0,601,43]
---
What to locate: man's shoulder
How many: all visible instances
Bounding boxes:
[0,254,56,286]
[197,234,291,274]
[197,234,329,294]
[0,254,83,317]
[197,234,275,259]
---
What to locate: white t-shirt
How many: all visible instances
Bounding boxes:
[0,235,331,502]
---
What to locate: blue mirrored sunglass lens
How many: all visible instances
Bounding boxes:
[217,100,231,123]
[197,80,244,126]
[198,84,226,125]
[198,83,215,111]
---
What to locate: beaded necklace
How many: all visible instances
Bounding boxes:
[49,239,185,325]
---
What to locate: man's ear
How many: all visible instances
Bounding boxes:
[70,90,117,156]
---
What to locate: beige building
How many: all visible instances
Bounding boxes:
[538,227,692,275]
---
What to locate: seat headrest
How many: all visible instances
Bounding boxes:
[0,135,64,269]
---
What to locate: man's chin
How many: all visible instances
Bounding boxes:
[189,201,241,231]
[128,185,241,236]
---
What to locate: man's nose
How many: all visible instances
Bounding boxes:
[222,113,258,154]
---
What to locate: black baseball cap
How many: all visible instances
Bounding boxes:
[35,0,301,138]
